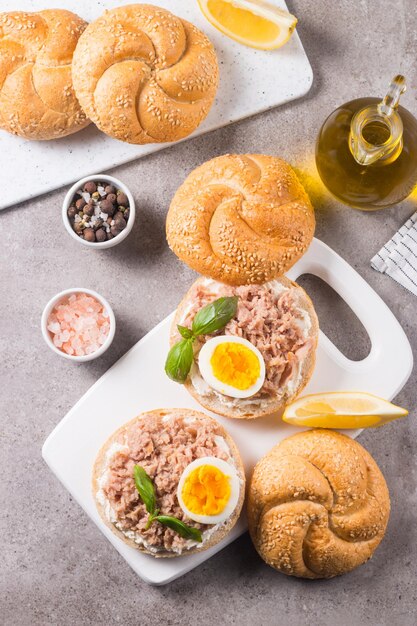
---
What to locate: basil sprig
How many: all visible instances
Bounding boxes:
[165,296,238,384]
[153,515,203,542]
[133,465,202,543]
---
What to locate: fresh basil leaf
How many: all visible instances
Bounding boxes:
[192,296,238,336]
[177,325,194,340]
[155,515,203,542]
[165,338,194,383]
[133,465,156,515]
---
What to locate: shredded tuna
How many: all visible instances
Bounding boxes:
[180,281,312,398]
[102,413,231,553]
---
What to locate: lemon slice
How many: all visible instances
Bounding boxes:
[282,392,408,429]
[197,0,297,50]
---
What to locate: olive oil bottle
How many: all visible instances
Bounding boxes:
[315,76,417,210]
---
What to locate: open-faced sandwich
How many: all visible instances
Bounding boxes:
[166,278,318,419]
[93,408,245,557]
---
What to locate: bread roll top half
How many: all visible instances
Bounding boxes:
[248,429,390,578]
[166,154,315,285]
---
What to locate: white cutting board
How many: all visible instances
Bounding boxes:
[0,0,312,209]
[42,239,413,585]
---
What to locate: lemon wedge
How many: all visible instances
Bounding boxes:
[197,0,297,50]
[282,392,408,429]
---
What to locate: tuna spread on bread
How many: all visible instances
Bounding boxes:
[175,278,317,415]
[95,410,244,555]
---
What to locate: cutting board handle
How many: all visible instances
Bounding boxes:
[287,238,412,396]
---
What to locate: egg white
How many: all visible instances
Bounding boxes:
[198,335,266,399]
[177,456,241,525]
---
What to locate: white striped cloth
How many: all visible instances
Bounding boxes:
[371,211,417,296]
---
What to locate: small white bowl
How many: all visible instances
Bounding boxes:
[62,174,135,249]
[41,288,116,362]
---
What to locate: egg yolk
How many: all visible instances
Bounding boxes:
[210,342,260,390]
[181,465,231,516]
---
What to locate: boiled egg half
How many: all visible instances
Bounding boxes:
[177,456,241,525]
[198,335,266,398]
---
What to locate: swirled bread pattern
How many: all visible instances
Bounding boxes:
[166,154,315,285]
[248,430,390,578]
[0,10,89,140]
[72,4,218,144]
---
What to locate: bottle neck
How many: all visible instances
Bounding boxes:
[349,106,403,166]
[349,75,406,166]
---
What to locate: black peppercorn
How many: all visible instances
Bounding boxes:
[84,202,94,217]
[67,206,78,220]
[96,228,107,242]
[100,199,115,216]
[83,181,97,194]
[83,228,96,242]
[114,216,127,231]
[116,192,128,207]
[75,198,86,210]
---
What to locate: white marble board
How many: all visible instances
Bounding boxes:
[1,0,313,209]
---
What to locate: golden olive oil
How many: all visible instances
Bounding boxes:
[316,77,417,210]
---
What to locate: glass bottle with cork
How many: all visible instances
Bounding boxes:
[315,75,417,210]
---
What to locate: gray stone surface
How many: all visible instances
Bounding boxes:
[1,1,417,624]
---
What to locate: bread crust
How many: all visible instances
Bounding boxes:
[166,154,315,285]
[0,10,90,140]
[170,277,319,420]
[72,4,218,144]
[247,429,390,578]
[92,408,245,558]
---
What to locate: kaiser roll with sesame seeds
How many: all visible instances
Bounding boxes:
[166,154,315,285]
[248,430,390,579]
[71,4,218,144]
[0,10,90,140]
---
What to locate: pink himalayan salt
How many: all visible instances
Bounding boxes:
[47,293,110,357]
